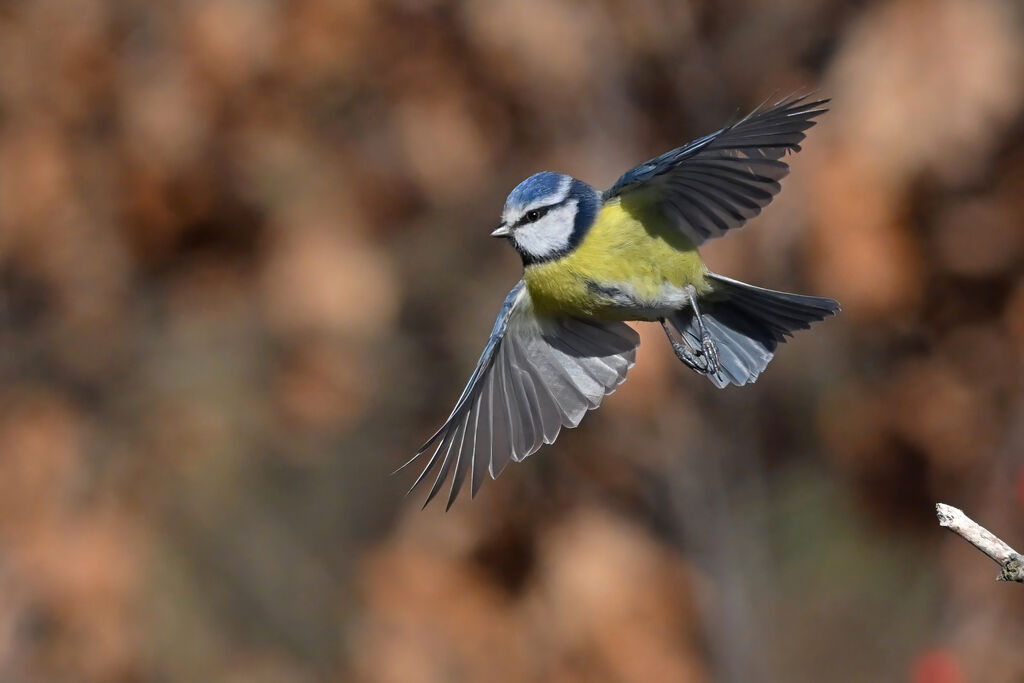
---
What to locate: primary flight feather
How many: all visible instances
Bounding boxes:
[400,94,839,508]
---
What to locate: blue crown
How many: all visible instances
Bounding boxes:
[504,171,569,212]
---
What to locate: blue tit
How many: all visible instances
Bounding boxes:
[400,94,839,508]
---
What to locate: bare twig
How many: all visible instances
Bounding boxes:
[936,503,1024,583]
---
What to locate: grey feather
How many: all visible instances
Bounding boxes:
[667,272,839,387]
[470,389,489,497]
[605,94,828,246]
[445,410,473,511]
[507,336,561,445]
[403,282,640,507]
[421,419,461,508]
[488,359,515,478]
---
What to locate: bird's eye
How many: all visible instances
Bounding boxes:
[524,206,550,223]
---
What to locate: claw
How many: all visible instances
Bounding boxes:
[701,332,720,375]
[686,287,719,376]
[661,318,711,375]
[661,289,722,378]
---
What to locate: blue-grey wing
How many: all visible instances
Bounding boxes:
[605,94,828,245]
[399,282,640,509]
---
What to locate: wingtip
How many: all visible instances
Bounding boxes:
[392,443,432,476]
[776,88,827,105]
[422,482,444,509]
[775,90,830,116]
[392,455,419,477]
[407,474,428,499]
[790,98,831,119]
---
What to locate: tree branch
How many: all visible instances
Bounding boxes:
[935,503,1024,583]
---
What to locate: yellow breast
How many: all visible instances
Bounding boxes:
[523,198,710,320]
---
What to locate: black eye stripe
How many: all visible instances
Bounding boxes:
[515,203,556,227]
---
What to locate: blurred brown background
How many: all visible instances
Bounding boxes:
[1,0,1023,681]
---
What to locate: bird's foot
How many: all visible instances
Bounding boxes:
[667,336,706,373]
[698,331,720,375]
[661,319,719,376]
[685,287,720,376]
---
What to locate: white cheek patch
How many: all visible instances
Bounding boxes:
[513,199,578,259]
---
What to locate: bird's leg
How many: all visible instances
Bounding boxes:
[686,287,720,375]
[660,318,710,374]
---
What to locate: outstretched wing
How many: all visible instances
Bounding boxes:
[399,281,640,509]
[605,94,828,246]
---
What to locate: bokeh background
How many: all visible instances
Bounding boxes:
[1,0,1023,681]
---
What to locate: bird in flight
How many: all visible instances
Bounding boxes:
[400,94,839,508]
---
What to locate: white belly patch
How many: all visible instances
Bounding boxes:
[586,280,694,319]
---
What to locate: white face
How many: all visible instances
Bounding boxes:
[501,174,581,262]
[510,199,580,261]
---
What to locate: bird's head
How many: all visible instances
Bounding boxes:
[492,171,600,265]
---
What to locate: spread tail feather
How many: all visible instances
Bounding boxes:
[667,273,839,388]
